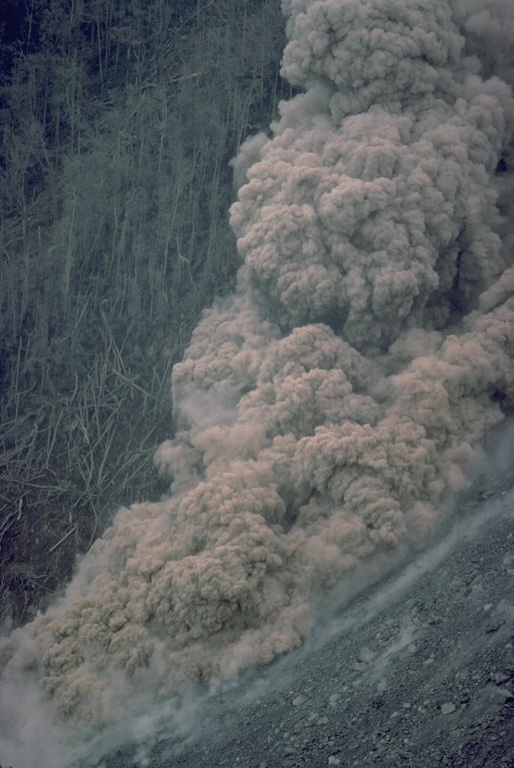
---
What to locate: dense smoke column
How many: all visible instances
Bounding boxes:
[1,0,513,739]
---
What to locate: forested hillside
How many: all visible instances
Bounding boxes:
[0,0,291,625]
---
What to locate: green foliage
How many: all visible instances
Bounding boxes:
[0,0,291,625]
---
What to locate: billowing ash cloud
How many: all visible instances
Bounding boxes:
[1,0,513,746]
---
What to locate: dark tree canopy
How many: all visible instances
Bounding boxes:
[0,0,292,625]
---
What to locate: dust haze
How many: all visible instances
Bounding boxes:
[1,1,513,765]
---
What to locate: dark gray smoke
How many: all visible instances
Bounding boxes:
[1,1,513,764]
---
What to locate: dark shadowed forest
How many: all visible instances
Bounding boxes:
[0,0,291,625]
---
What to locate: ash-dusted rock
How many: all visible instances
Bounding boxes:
[486,686,514,704]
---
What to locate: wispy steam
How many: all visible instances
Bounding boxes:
[1,0,513,760]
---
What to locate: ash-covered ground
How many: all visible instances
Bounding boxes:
[90,474,514,768]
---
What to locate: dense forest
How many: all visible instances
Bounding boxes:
[0,0,293,626]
